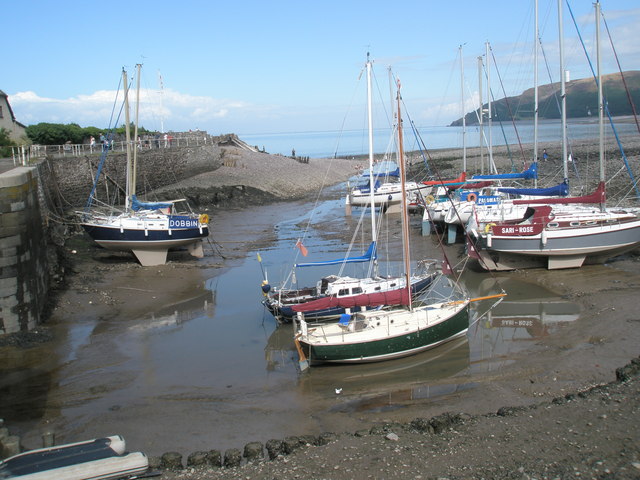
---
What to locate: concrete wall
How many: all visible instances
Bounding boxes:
[0,167,48,334]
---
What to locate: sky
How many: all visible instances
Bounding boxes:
[4,0,639,136]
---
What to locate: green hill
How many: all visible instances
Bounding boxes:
[450,70,640,126]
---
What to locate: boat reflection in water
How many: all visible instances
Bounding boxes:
[468,275,580,373]
[265,324,470,413]
[264,274,579,414]
[127,285,216,334]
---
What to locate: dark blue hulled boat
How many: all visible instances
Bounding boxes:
[79,66,209,266]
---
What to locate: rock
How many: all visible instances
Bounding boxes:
[317,432,338,446]
[223,448,242,468]
[147,456,161,470]
[265,439,283,460]
[385,433,399,442]
[243,441,264,462]
[410,418,434,434]
[429,412,465,433]
[299,434,318,446]
[206,449,222,468]
[186,451,209,468]
[282,436,304,454]
[160,451,183,471]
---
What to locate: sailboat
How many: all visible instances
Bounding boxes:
[466,0,640,271]
[262,55,436,323]
[347,160,431,210]
[80,66,209,266]
[293,78,504,367]
[345,62,431,213]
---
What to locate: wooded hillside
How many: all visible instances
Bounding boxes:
[451,70,640,126]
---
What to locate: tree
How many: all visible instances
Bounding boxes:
[0,128,17,157]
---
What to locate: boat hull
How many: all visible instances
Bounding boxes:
[472,217,640,270]
[82,223,209,249]
[348,183,431,207]
[299,302,469,364]
[267,274,435,323]
[81,213,209,266]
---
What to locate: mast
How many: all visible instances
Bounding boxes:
[396,79,412,311]
[486,41,495,174]
[534,0,539,187]
[477,55,484,175]
[132,63,141,200]
[596,0,605,211]
[158,70,165,134]
[366,53,378,275]
[460,45,467,172]
[558,0,569,183]
[123,69,133,212]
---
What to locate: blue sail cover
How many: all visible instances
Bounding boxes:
[362,161,400,178]
[131,195,173,211]
[295,241,377,267]
[355,179,381,193]
[472,162,538,180]
[497,181,569,197]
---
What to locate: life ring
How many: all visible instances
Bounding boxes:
[467,193,478,202]
[425,195,435,205]
[484,222,496,234]
[199,213,209,224]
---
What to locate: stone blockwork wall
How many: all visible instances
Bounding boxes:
[0,168,49,334]
[41,144,223,209]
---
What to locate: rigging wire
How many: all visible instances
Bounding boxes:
[489,45,527,170]
[565,0,640,201]
[600,10,640,136]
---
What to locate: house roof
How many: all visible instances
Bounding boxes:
[0,89,22,125]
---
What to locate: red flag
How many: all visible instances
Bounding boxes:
[296,239,308,257]
[442,259,453,275]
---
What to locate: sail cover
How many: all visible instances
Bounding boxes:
[131,195,173,211]
[295,241,377,268]
[497,181,569,197]
[472,163,538,180]
[362,161,400,178]
[513,182,605,205]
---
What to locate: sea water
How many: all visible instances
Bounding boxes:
[240,119,638,158]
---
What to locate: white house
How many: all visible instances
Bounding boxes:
[0,90,27,142]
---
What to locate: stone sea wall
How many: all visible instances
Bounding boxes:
[38,144,224,209]
[0,167,48,334]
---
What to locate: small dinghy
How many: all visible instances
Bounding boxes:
[0,435,149,480]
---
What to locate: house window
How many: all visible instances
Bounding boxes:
[0,106,3,118]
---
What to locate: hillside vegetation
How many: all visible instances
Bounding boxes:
[451,70,640,126]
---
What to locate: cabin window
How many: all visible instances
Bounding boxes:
[352,287,363,295]
[390,283,396,288]
[548,222,559,228]
[338,288,349,296]
[374,286,381,291]
[570,221,580,227]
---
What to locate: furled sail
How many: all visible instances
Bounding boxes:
[472,163,538,180]
[295,241,377,268]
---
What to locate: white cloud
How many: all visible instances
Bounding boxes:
[8,88,262,134]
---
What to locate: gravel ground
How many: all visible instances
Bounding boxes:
[155,363,640,479]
